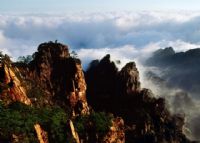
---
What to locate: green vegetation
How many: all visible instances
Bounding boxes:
[0,101,69,143]
[74,112,113,138]
[0,101,113,142]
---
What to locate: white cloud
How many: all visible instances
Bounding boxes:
[77,45,139,69]
[1,11,200,61]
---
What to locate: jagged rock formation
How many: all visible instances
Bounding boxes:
[86,55,191,143]
[0,60,31,105]
[86,54,118,98]
[117,62,141,95]
[26,41,89,115]
[1,42,123,143]
[0,42,193,143]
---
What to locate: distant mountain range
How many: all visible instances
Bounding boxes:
[145,47,200,98]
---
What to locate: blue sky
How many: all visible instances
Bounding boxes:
[1,0,200,13]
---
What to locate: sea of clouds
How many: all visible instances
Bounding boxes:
[1,11,200,140]
[1,11,200,63]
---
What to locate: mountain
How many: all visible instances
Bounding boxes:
[0,42,124,143]
[86,54,191,143]
[0,42,193,143]
[145,47,200,98]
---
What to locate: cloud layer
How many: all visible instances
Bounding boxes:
[1,11,200,61]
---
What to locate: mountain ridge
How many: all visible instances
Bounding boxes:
[0,42,194,143]
[145,47,200,97]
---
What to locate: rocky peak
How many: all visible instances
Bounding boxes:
[29,41,70,89]
[86,56,191,142]
[117,62,141,95]
[29,41,89,115]
[153,47,175,58]
[86,54,118,100]
[37,41,70,59]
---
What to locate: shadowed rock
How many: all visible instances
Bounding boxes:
[86,55,192,143]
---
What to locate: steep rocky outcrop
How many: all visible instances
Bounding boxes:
[86,55,191,143]
[26,41,89,115]
[86,54,118,110]
[0,61,31,105]
[0,43,124,143]
[86,54,118,97]
[117,62,141,95]
[0,42,193,142]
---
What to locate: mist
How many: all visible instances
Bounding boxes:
[137,48,200,140]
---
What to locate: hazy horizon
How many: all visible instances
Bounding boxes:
[1,0,200,13]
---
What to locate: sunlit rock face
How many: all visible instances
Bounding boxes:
[28,41,89,115]
[34,124,49,143]
[0,61,31,105]
[103,117,125,143]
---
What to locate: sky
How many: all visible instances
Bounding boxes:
[1,0,200,13]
